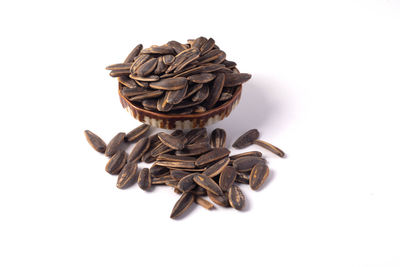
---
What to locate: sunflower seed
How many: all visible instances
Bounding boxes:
[174,64,224,78]
[212,50,226,64]
[170,192,194,219]
[162,54,175,65]
[187,73,216,83]
[84,130,107,153]
[228,184,245,210]
[199,38,215,55]
[110,69,130,77]
[157,154,196,162]
[156,94,173,112]
[135,57,158,77]
[117,161,138,189]
[253,140,285,157]
[167,40,187,54]
[150,164,170,177]
[232,129,260,149]
[229,151,262,161]
[191,186,207,196]
[106,63,132,70]
[122,87,148,97]
[171,100,202,110]
[141,150,157,163]
[124,44,143,63]
[198,49,224,63]
[191,36,207,49]
[170,167,206,172]
[166,47,200,73]
[224,73,252,87]
[170,170,191,180]
[219,92,233,101]
[151,142,173,157]
[184,83,203,99]
[165,179,179,188]
[174,51,201,73]
[235,172,249,184]
[154,56,167,75]
[150,77,187,90]
[195,197,215,210]
[177,173,197,192]
[193,174,223,195]
[125,124,150,142]
[129,75,160,82]
[105,132,126,157]
[141,99,157,110]
[141,46,174,55]
[118,76,139,88]
[170,107,193,115]
[202,157,230,178]
[128,137,150,163]
[152,175,176,185]
[191,84,209,102]
[166,85,187,104]
[232,156,266,172]
[249,162,270,190]
[223,60,237,69]
[207,191,229,207]
[158,132,187,150]
[204,72,225,109]
[185,128,207,144]
[176,143,211,157]
[135,80,149,88]
[219,166,236,191]
[210,128,226,148]
[129,90,163,101]
[130,54,151,73]
[155,160,195,169]
[195,148,230,167]
[105,150,127,175]
[138,168,152,190]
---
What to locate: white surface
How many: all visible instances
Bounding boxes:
[1,0,400,266]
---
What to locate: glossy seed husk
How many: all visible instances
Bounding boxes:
[138,168,152,190]
[232,156,266,172]
[117,161,138,189]
[158,132,187,150]
[195,148,230,167]
[155,160,195,169]
[232,129,260,149]
[235,172,250,184]
[219,166,237,191]
[84,130,107,153]
[125,124,150,142]
[224,73,252,87]
[202,157,230,178]
[170,170,191,180]
[177,173,197,192]
[210,128,226,148]
[149,164,170,177]
[105,150,127,175]
[124,44,143,63]
[128,137,150,163]
[187,73,216,83]
[170,192,195,219]
[249,162,270,190]
[105,132,126,157]
[253,140,285,157]
[150,77,187,90]
[228,184,245,210]
[204,72,225,109]
[193,174,223,196]
[157,154,196,162]
[229,151,262,161]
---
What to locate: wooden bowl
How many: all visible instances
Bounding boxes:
[118,83,242,130]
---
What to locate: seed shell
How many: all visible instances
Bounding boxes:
[157,154,196,162]
[253,140,285,157]
[84,130,107,153]
[204,72,225,109]
[229,151,262,161]
[106,63,132,71]
[162,54,175,65]
[129,90,163,101]
[195,148,230,167]
[105,132,126,157]
[232,129,260,149]
[138,168,152,190]
[193,174,223,196]
[249,162,270,190]
[170,192,195,219]
[177,173,197,192]
[195,197,215,210]
[155,161,195,169]
[125,124,150,142]
[235,172,250,184]
[187,73,216,83]
[128,137,150,163]
[202,157,230,178]
[207,191,229,207]
[166,85,187,104]
[158,132,187,150]
[228,185,245,210]
[170,170,191,180]
[232,156,266,172]
[154,56,167,75]
[224,73,252,87]
[210,128,226,148]
[105,150,127,175]
[150,77,188,90]
[219,166,237,191]
[124,44,143,63]
[117,161,138,189]
[150,164,170,177]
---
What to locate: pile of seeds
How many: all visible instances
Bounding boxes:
[84,125,284,219]
[106,37,251,115]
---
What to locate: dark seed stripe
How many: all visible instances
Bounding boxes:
[195,148,230,167]
[84,130,106,153]
[232,129,260,149]
[202,157,230,178]
[124,44,143,63]
[210,128,226,148]
[228,185,245,210]
[224,73,252,87]
[207,191,229,207]
[187,73,216,83]
[106,63,132,70]
[232,156,266,172]
[155,161,195,169]
[150,164,169,177]
[170,170,191,180]
[158,132,187,150]
[117,161,138,189]
[128,137,150,163]
[177,173,197,192]
[105,150,127,175]
[150,77,187,90]
[249,162,269,190]
[219,166,237,191]
[204,72,225,109]
[125,124,150,142]
[157,154,196,162]
[229,151,262,161]
[193,174,223,196]
[138,168,152,190]
[135,58,158,77]
[170,192,195,219]
[253,140,285,157]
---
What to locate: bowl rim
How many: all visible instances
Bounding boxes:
[118,82,242,119]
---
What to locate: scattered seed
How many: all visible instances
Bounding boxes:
[138,168,152,190]
[232,156,266,172]
[229,151,262,161]
[195,148,230,167]
[219,166,237,191]
[232,129,260,149]
[253,140,285,157]
[170,192,195,219]
[210,128,226,148]
[125,124,150,142]
[128,137,150,163]
[84,130,107,153]
[105,132,126,157]
[105,150,127,175]
[117,161,138,189]
[193,174,223,196]
[228,185,245,210]
[158,132,187,150]
[195,197,215,210]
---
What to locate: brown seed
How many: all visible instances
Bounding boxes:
[195,148,230,167]
[105,150,127,175]
[169,167,206,172]
[207,191,229,207]
[212,50,226,64]
[249,162,270,190]
[170,192,195,219]
[170,108,193,115]
[199,38,215,55]
[125,124,150,142]
[202,157,230,178]
[141,46,174,55]
[223,60,237,69]
[253,140,285,157]
[167,40,187,54]
[204,72,225,109]
[141,99,158,110]
[195,197,215,210]
[230,151,262,161]
[110,69,131,77]
[170,100,202,111]
[155,160,195,169]
[122,87,148,97]
[232,156,266,172]
[130,54,151,73]
[210,128,226,148]
[128,137,150,163]
[235,172,249,184]
[191,186,207,196]
[150,77,187,90]
[106,63,132,71]
[162,54,175,65]
[157,154,196,162]
[191,84,209,102]
[193,174,223,196]
[166,85,187,104]
[129,75,160,82]
[129,90,163,101]
[228,184,245,210]
[154,56,167,75]
[176,143,211,157]
[150,164,169,177]
[165,179,179,188]
[224,73,252,87]
[197,49,224,63]
[191,36,207,49]
[187,73,216,83]
[185,128,207,144]
[184,83,203,99]
[156,94,173,112]
[117,161,138,189]
[219,166,237,191]
[170,170,191,180]
[174,52,201,73]
[166,47,200,73]
[141,150,157,163]
[124,44,143,63]
[118,76,139,88]
[158,132,187,150]
[174,63,225,78]
[151,142,173,157]
[135,57,158,77]
[84,130,107,153]
[135,80,149,88]
[138,168,152,190]
[232,129,260,149]
[177,173,197,192]
[105,132,126,157]
[219,92,232,101]
[152,175,176,185]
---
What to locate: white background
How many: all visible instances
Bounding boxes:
[1,0,399,266]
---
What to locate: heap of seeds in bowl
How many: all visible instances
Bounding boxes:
[106,37,252,115]
[84,126,285,219]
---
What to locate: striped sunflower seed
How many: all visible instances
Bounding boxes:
[199,38,215,55]
[106,63,132,71]
[195,197,215,210]
[130,54,151,73]
[224,73,252,87]
[229,151,262,161]
[118,76,139,88]
[133,57,158,76]
[150,77,187,90]
[129,75,160,82]
[84,130,106,153]
[124,44,143,63]
[117,161,138,189]
[166,85,187,104]
[207,191,229,207]
[149,164,169,177]
[162,54,175,65]
[191,84,209,102]
[170,192,194,219]
[105,150,127,175]
[195,148,230,167]
[105,132,126,157]
[232,156,266,172]
[232,129,260,149]
[157,154,196,162]
[202,157,230,178]
[170,170,191,180]
[167,40,187,54]
[109,69,130,77]
[249,162,270,190]
[253,140,285,157]
[158,132,187,150]
[228,184,245,210]
[204,72,225,109]
[210,128,226,148]
[187,73,216,83]
[235,172,249,184]
[177,173,197,192]
[125,124,150,142]
[193,174,223,196]
[141,46,174,55]
[138,168,152,190]
[128,137,150,163]
[219,166,237,191]
[129,90,163,102]
[154,56,167,75]
[155,160,195,169]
